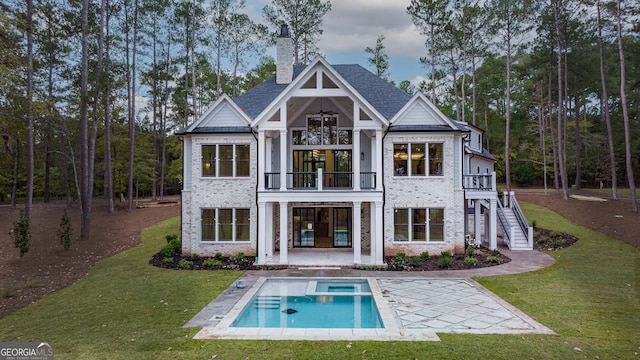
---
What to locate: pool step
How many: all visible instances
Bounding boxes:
[253,296,281,309]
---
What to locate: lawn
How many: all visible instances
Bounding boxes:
[0,204,638,359]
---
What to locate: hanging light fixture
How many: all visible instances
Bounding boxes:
[318,97,337,116]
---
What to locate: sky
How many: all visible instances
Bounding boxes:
[239,0,428,86]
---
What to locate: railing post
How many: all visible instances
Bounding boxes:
[528,226,534,249]
[317,168,323,191]
[491,171,497,191]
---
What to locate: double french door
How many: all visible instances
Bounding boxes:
[292,207,352,248]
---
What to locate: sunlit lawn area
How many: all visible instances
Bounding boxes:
[0,204,638,359]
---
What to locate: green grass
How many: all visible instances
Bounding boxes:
[0,205,638,359]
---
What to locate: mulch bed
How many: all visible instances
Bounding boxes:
[150,228,578,272]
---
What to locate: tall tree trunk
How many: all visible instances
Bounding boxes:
[616,0,638,212]
[504,28,512,193]
[105,0,114,213]
[79,0,91,239]
[553,0,568,200]
[88,0,106,217]
[548,66,559,192]
[12,138,19,208]
[597,0,617,199]
[25,0,34,220]
[574,93,581,189]
[151,11,158,201]
[128,0,138,211]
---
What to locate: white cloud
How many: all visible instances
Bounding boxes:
[240,0,428,83]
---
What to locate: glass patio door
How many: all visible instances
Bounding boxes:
[333,208,352,247]
[293,208,315,247]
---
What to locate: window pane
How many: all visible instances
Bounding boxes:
[413,209,426,241]
[219,145,233,177]
[411,144,426,176]
[235,209,250,241]
[394,144,408,176]
[338,130,352,144]
[202,145,216,177]
[236,145,250,177]
[292,130,307,145]
[307,117,322,145]
[218,209,233,240]
[394,209,409,241]
[201,209,216,241]
[323,116,337,145]
[429,208,444,241]
[429,143,443,176]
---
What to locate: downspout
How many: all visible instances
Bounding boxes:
[177,134,184,252]
[381,126,390,264]
[461,132,471,252]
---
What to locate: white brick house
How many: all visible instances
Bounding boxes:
[177,26,506,266]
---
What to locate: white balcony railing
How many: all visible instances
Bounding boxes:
[463,172,496,191]
[264,169,376,191]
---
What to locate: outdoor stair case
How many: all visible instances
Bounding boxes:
[497,192,533,250]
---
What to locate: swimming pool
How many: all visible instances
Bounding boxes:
[231,279,384,328]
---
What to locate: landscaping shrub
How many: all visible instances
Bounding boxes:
[466,247,475,257]
[486,255,499,263]
[537,236,551,244]
[178,259,193,269]
[440,251,451,258]
[213,252,224,261]
[202,258,222,268]
[230,252,250,268]
[162,257,174,264]
[464,257,479,266]
[57,210,72,250]
[419,251,431,261]
[161,234,181,257]
[408,256,422,267]
[12,210,30,257]
[438,254,454,268]
[549,230,563,238]
[390,253,409,270]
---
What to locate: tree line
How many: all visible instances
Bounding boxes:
[405,0,638,212]
[2,0,638,251]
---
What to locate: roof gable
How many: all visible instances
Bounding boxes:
[390,93,462,131]
[233,57,411,126]
[178,94,251,134]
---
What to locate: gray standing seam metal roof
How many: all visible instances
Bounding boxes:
[233,64,411,121]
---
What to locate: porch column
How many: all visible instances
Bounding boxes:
[375,129,383,191]
[279,201,288,264]
[353,201,362,264]
[257,130,265,191]
[265,136,273,187]
[372,201,384,265]
[353,130,361,191]
[489,197,497,250]
[474,200,482,245]
[279,130,287,191]
[265,202,274,258]
[257,201,267,264]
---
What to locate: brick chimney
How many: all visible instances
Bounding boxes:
[276,24,294,84]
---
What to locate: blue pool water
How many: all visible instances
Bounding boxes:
[231,279,384,328]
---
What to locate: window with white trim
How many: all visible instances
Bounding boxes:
[201,144,250,177]
[201,208,250,242]
[393,143,443,176]
[394,208,444,242]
